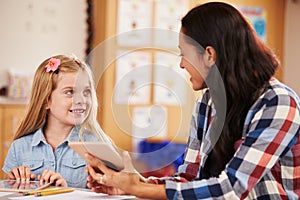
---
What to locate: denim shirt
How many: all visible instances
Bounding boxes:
[2,126,99,188]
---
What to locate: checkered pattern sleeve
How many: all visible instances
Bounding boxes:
[165,80,300,199]
[175,89,212,181]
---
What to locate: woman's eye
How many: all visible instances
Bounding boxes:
[178,53,183,57]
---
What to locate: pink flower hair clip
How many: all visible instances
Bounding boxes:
[45,58,60,73]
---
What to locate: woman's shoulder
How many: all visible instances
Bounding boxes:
[261,78,300,107]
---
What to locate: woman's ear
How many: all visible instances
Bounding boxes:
[204,46,216,67]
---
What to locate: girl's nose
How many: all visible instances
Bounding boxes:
[73,93,86,105]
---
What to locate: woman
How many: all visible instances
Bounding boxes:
[85,2,300,199]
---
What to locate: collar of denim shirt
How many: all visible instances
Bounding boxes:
[31,126,80,147]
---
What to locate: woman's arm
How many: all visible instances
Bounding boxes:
[85,152,167,199]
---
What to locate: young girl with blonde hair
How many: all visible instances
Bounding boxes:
[3,54,112,188]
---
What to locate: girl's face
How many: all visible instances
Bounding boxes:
[46,70,92,127]
[178,28,210,91]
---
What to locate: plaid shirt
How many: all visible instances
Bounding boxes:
[165,78,300,199]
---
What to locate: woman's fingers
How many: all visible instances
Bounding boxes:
[85,153,111,174]
[86,151,145,195]
[87,181,126,195]
[87,165,108,186]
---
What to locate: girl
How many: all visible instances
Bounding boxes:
[2,55,112,188]
[85,2,300,199]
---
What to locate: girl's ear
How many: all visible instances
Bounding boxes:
[45,99,50,110]
[204,46,216,67]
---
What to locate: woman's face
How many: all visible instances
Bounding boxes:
[46,70,92,127]
[178,28,210,91]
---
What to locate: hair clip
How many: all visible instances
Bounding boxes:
[45,58,60,73]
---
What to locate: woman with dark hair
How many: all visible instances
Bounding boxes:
[85,2,300,199]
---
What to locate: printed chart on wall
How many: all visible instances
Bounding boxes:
[114,51,152,104]
[116,0,189,48]
[117,0,153,46]
[153,0,189,49]
[237,5,267,42]
[153,52,187,105]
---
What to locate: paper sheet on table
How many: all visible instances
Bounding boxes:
[8,189,136,200]
[0,191,13,197]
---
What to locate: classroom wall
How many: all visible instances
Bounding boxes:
[0,0,87,88]
[284,0,300,95]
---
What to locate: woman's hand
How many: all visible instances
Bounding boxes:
[38,169,67,187]
[86,172,126,195]
[85,151,142,195]
[7,166,36,182]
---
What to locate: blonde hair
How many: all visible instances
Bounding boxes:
[14,55,111,144]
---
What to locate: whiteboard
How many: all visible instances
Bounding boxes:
[0,0,87,87]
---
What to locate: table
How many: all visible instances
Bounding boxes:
[0,188,140,199]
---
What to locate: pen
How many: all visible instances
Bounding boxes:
[37,182,53,190]
[35,188,74,197]
[23,187,60,196]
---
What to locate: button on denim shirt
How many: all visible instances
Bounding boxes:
[2,126,99,188]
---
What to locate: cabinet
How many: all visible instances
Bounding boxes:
[0,101,27,179]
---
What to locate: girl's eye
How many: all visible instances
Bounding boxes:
[83,89,91,97]
[65,90,74,95]
[178,53,183,57]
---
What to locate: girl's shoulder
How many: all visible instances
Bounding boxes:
[12,129,41,145]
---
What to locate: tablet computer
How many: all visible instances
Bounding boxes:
[0,180,52,192]
[68,142,124,171]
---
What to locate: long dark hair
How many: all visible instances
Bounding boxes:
[181,2,279,178]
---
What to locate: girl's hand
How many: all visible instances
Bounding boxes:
[85,151,142,195]
[7,166,36,182]
[38,169,67,187]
